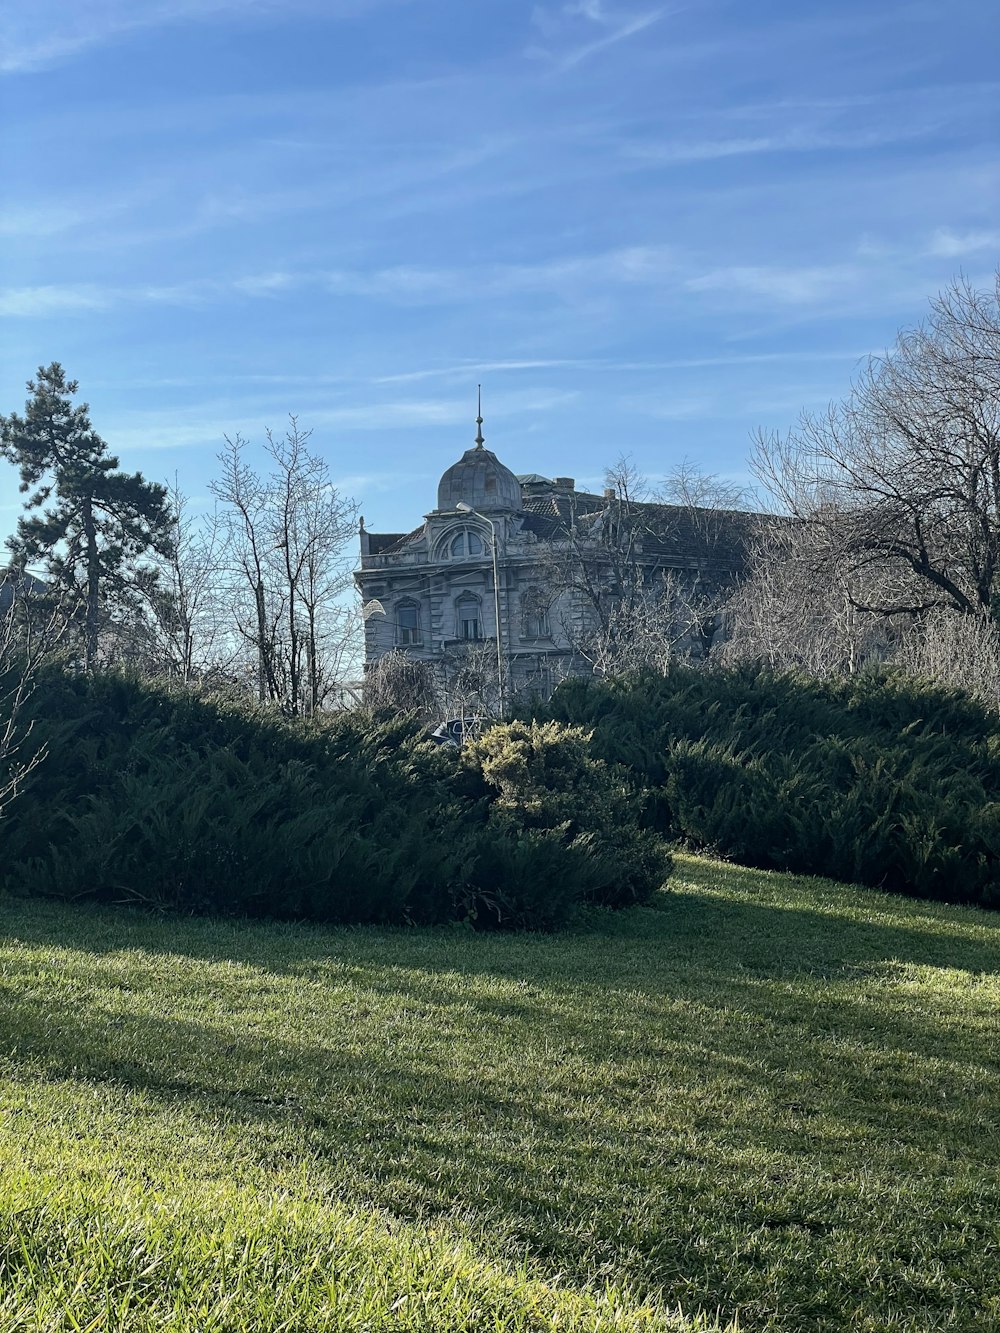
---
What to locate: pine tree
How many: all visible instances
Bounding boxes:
[0,363,172,669]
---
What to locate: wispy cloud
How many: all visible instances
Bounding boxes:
[2,0,231,73]
[685,264,860,307]
[0,248,930,326]
[375,349,869,384]
[926,228,1000,258]
[231,272,299,298]
[624,382,849,421]
[0,204,90,238]
[557,9,663,69]
[0,284,112,316]
[85,353,868,392]
[46,131,513,253]
[527,1,666,71]
[0,0,399,74]
[0,274,294,318]
[375,359,587,384]
[307,390,577,433]
[623,124,935,166]
[103,388,578,453]
[324,245,677,304]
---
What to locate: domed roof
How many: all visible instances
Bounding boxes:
[436,444,522,513]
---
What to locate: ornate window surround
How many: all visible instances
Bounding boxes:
[436,526,487,562]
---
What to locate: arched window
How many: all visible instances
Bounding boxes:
[456,592,482,641]
[520,587,550,640]
[395,599,422,646]
[448,529,484,559]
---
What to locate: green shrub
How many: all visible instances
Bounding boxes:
[1,669,668,930]
[533,664,1000,908]
[465,720,672,916]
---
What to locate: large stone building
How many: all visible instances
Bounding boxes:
[355,409,752,707]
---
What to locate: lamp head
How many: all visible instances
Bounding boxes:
[455,501,473,514]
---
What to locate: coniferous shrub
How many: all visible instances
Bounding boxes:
[464,719,672,917]
[533,664,1000,908]
[0,669,670,929]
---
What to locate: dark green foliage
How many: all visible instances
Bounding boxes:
[533,664,1000,908]
[0,670,669,929]
[466,720,671,923]
[0,365,173,668]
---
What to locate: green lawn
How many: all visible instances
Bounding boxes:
[1,856,999,1332]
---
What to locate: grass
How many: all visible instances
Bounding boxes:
[1,855,999,1331]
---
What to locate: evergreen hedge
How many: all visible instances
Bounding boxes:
[465,720,671,919]
[534,665,1000,908]
[0,668,670,929]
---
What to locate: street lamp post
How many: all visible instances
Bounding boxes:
[456,501,505,717]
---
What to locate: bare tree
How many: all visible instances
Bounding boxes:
[653,459,754,660]
[535,458,667,671]
[363,648,439,719]
[211,432,280,702]
[891,605,1000,709]
[657,457,749,516]
[272,424,358,713]
[584,590,677,677]
[752,272,1000,625]
[140,478,230,683]
[94,479,234,682]
[0,572,70,814]
[537,456,753,675]
[211,419,357,713]
[437,639,509,723]
[721,518,898,675]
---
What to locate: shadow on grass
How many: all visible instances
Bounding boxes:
[5,856,999,982]
[3,866,1000,1331]
[4,861,1000,1328]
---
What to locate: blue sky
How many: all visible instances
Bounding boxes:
[1,0,998,540]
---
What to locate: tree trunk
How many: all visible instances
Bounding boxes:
[306,603,319,715]
[287,583,299,715]
[255,579,268,704]
[82,497,100,670]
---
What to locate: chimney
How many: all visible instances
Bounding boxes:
[603,487,616,500]
[554,477,575,490]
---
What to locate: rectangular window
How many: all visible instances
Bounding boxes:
[461,615,481,641]
[397,604,422,645]
[523,610,550,639]
[521,604,550,640]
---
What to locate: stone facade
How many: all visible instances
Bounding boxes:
[354,424,752,704]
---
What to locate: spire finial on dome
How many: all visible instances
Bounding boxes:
[474,384,485,449]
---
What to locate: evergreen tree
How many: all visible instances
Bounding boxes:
[0,364,172,669]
